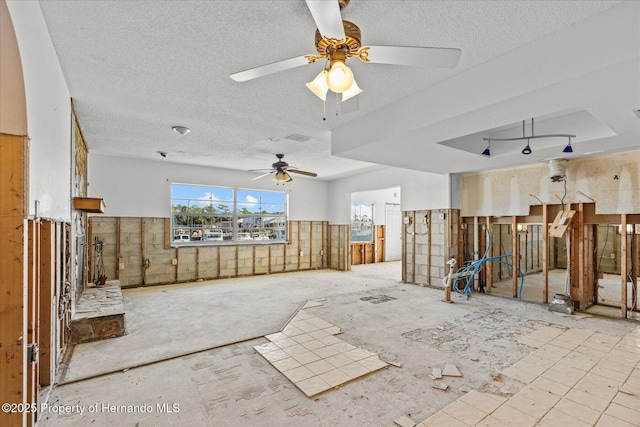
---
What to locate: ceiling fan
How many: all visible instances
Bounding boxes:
[250,154,318,184]
[229,0,462,102]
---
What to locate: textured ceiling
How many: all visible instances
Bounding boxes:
[38,0,638,180]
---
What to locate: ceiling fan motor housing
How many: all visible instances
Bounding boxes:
[314,20,362,63]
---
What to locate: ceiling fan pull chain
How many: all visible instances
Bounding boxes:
[323,98,326,121]
[336,92,340,116]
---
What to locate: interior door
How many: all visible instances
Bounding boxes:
[385,203,402,261]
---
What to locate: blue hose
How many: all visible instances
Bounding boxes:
[453,225,525,298]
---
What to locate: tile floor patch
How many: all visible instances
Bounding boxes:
[414,326,640,427]
[255,311,387,397]
[360,294,397,304]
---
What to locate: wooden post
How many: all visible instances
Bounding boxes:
[175,248,179,282]
[542,204,549,303]
[621,214,628,318]
[297,221,301,270]
[512,216,518,298]
[115,217,121,280]
[310,221,313,268]
[216,246,220,278]
[39,221,54,386]
[401,212,406,282]
[195,247,200,280]
[141,218,147,285]
[412,211,416,283]
[577,203,585,310]
[27,220,40,427]
[485,216,493,293]
[0,134,28,427]
[427,210,432,285]
[632,229,638,313]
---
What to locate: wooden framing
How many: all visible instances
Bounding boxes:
[39,221,55,386]
[621,214,628,317]
[485,216,493,293]
[542,204,549,303]
[512,216,518,298]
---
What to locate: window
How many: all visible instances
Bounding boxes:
[351,203,373,242]
[171,184,287,244]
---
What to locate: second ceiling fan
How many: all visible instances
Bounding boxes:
[230,0,462,101]
[250,154,318,184]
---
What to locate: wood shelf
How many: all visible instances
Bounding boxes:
[73,197,106,213]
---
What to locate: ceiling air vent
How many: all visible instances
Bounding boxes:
[284,134,311,142]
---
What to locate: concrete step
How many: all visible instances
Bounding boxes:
[71,281,126,344]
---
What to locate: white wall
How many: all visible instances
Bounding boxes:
[328,167,451,224]
[7,0,71,221]
[88,154,330,220]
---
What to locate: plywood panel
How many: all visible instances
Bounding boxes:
[0,134,28,427]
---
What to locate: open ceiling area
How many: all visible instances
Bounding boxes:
[38,0,639,180]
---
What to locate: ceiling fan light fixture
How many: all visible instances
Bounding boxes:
[341,79,362,101]
[273,168,292,184]
[306,69,329,101]
[326,61,354,93]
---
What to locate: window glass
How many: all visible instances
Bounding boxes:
[351,203,373,242]
[171,184,287,244]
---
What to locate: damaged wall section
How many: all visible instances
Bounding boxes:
[89,217,338,287]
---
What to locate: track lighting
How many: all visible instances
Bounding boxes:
[481,118,576,157]
[481,141,490,157]
[563,137,573,153]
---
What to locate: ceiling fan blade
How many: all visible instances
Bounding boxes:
[230,56,310,82]
[251,171,275,180]
[288,169,318,177]
[366,45,462,69]
[305,0,345,40]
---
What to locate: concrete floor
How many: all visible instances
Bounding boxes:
[40,262,639,426]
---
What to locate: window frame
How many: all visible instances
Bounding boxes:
[351,202,374,243]
[171,183,288,246]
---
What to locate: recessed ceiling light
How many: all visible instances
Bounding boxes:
[172,126,190,136]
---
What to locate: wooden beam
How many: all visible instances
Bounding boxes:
[401,212,406,282]
[141,218,147,285]
[485,216,493,293]
[115,218,121,280]
[632,231,638,313]
[39,221,54,386]
[412,211,416,283]
[512,216,518,298]
[621,214,628,318]
[542,204,549,303]
[427,211,431,285]
[577,203,586,310]
[27,220,39,427]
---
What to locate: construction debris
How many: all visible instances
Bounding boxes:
[432,381,449,391]
[442,364,462,377]
[394,415,416,427]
